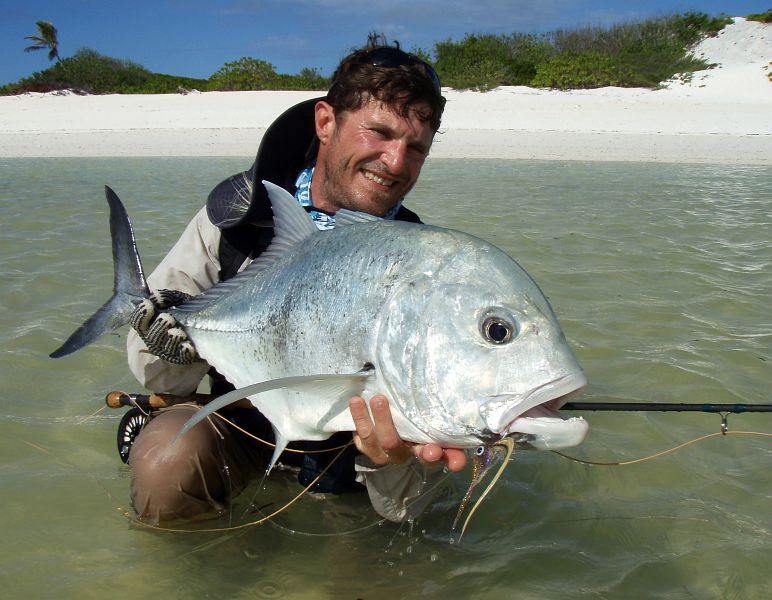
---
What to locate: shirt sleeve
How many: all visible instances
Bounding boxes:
[354,456,447,522]
[126,207,222,395]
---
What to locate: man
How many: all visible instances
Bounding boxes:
[125,43,466,525]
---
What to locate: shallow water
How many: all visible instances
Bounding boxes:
[1,157,770,599]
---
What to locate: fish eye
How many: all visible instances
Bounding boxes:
[481,316,515,344]
[475,446,485,456]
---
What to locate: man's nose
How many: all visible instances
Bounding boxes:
[381,140,408,173]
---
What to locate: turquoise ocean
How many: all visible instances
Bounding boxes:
[1,157,770,599]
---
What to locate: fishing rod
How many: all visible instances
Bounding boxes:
[106,392,769,463]
[562,401,772,434]
[562,402,772,413]
[107,392,772,416]
[105,391,247,410]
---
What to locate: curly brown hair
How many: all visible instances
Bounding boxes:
[326,46,446,132]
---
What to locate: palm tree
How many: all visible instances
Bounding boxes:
[24,20,60,63]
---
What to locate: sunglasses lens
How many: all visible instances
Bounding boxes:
[364,48,441,92]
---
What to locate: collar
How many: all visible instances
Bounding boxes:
[294,165,403,230]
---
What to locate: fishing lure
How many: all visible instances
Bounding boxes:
[451,437,515,541]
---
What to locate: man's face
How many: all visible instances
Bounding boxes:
[311,97,435,216]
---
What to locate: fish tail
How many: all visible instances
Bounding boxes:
[50,186,149,358]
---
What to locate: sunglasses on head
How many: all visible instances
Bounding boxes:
[362,47,442,93]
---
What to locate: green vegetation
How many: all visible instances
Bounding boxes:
[1,48,328,95]
[531,52,634,89]
[24,20,60,63]
[746,9,772,23]
[2,12,741,95]
[1,48,208,95]
[434,33,553,91]
[208,58,328,91]
[429,12,734,90]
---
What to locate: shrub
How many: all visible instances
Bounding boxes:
[670,12,734,43]
[277,67,329,91]
[746,10,772,23]
[208,57,279,91]
[207,58,328,91]
[434,33,553,90]
[3,48,207,94]
[531,51,634,89]
[541,13,729,89]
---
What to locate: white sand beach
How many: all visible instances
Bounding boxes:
[1,17,769,164]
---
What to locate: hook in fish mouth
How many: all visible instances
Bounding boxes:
[476,429,535,446]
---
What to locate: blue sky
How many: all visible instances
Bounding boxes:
[1,1,768,85]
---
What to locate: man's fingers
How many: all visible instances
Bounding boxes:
[415,443,444,463]
[413,444,467,472]
[443,448,467,472]
[349,396,467,470]
[368,396,400,452]
[370,396,414,464]
[349,396,387,464]
[129,299,156,335]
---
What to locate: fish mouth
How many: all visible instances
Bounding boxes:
[485,373,589,450]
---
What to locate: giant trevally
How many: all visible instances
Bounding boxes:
[51,181,589,472]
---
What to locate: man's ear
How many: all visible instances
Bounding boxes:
[314,100,336,145]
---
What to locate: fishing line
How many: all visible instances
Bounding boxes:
[251,469,455,539]
[552,430,771,466]
[129,443,351,534]
[215,410,458,538]
[76,403,109,425]
[211,411,352,454]
[20,438,136,522]
[212,409,392,534]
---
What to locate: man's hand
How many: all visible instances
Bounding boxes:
[130,289,199,365]
[349,395,467,472]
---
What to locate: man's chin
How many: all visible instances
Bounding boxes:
[348,188,401,216]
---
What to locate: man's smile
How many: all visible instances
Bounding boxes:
[362,168,396,187]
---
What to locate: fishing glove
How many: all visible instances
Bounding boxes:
[130,289,199,365]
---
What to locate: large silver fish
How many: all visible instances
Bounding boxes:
[52,181,589,469]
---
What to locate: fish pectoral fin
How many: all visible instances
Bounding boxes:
[267,430,289,474]
[175,371,374,444]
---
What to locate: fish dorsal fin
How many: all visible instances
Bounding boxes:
[334,208,383,227]
[248,180,319,270]
[171,181,320,315]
